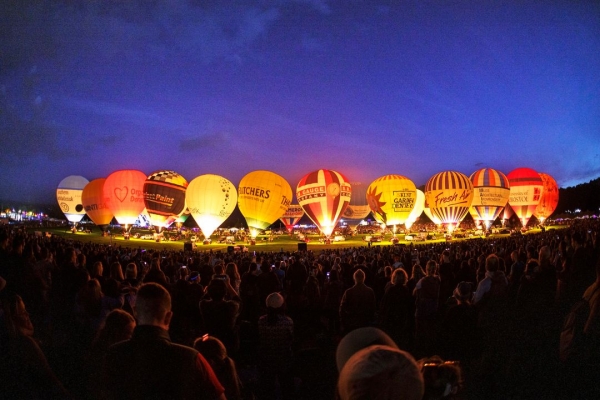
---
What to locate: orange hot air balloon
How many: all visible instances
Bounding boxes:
[425,171,474,231]
[405,189,425,230]
[296,169,351,237]
[185,174,237,240]
[280,204,304,234]
[366,175,417,227]
[57,175,89,223]
[469,168,510,229]
[507,168,543,227]
[82,178,114,229]
[237,170,292,236]
[534,173,559,223]
[143,170,188,231]
[103,170,147,228]
[423,195,442,226]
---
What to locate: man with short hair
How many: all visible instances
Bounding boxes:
[339,269,376,334]
[103,283,225,400]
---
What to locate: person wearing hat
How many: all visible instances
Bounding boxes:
[257,292,294,399]
[336,327,424,400]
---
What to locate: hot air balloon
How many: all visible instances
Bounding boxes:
[341,182,372,232]
[81,178,114,231]
[238,170,292,237]
[143,170,188,232]
[534,173,559,224]
[469,207,481,228]
[103,170,147,230]
[57,175,89,224]
[185,174,237,240]
[280,204,304,234]
[296,169,351,237]
[366,175,417,233]
[507,168,543,227]
[469,168,510,230]
[405,189,425,230]
[423,196,442,227]
[424,171,474,233]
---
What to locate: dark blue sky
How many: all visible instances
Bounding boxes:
[1,1,599,204]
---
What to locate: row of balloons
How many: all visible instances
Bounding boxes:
[56,167,559,240]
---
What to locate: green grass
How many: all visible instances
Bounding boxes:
[37,225,567,254]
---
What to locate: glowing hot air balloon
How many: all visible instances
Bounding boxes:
[57,175,89,223]
[143,170,188,231]
[185,174,237,240]
[296,169,351,237]
[238,170,292,237]
[469,168,510,230]
[405,189,425,230]
[341,182,371,230]
[534,173,559,224]
[424,195,443,227]
[507,168,543,227]
[82,178,114,230]
[104,170,147,229]
[425,171,474,233]
[280,204,304,234]
[366,175,417,232]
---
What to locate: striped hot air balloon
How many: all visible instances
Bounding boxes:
[143,170,188,231]
[534,173,559,223]
[425,171,474,231]
[296,169,351,237]
[280,204,304,234]
[507,168,543,227]
[469,168,510,230]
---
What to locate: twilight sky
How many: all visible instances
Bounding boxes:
[1,0,599,204]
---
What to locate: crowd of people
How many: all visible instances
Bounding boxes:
[0,219,599,399]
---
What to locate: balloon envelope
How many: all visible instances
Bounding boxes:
[185,174,237,239]
[82,178,114,228]
[507,167,543,227]
[534,173,559,221]
[57,175,89,223]
[143,170,188,229]
[104,170,147,226]
[342,181,371,220]
[405,189,425,229]
[366,175,417,226]
[469,168,510,227]
[238,170,292,232]
[280,204,304,233]
[296,169,351,237]
[425,171,474,226]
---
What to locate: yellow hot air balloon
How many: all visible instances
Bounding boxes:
[405,189,425,230]
[366,175,417,230]
[57,175,89,223]
[238,170,292,237]
[82,178,114,230]
[186,174,237,240]
[534,173,559,223]
[425,171,474,233]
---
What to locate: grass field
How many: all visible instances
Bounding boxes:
[38,225,566,254]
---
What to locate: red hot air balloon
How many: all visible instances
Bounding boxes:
[296,169,351,237]
[104,170,147,229]
[534,173,559,223]
[507,168,543,227]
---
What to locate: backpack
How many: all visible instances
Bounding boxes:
[560,285,599,362]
